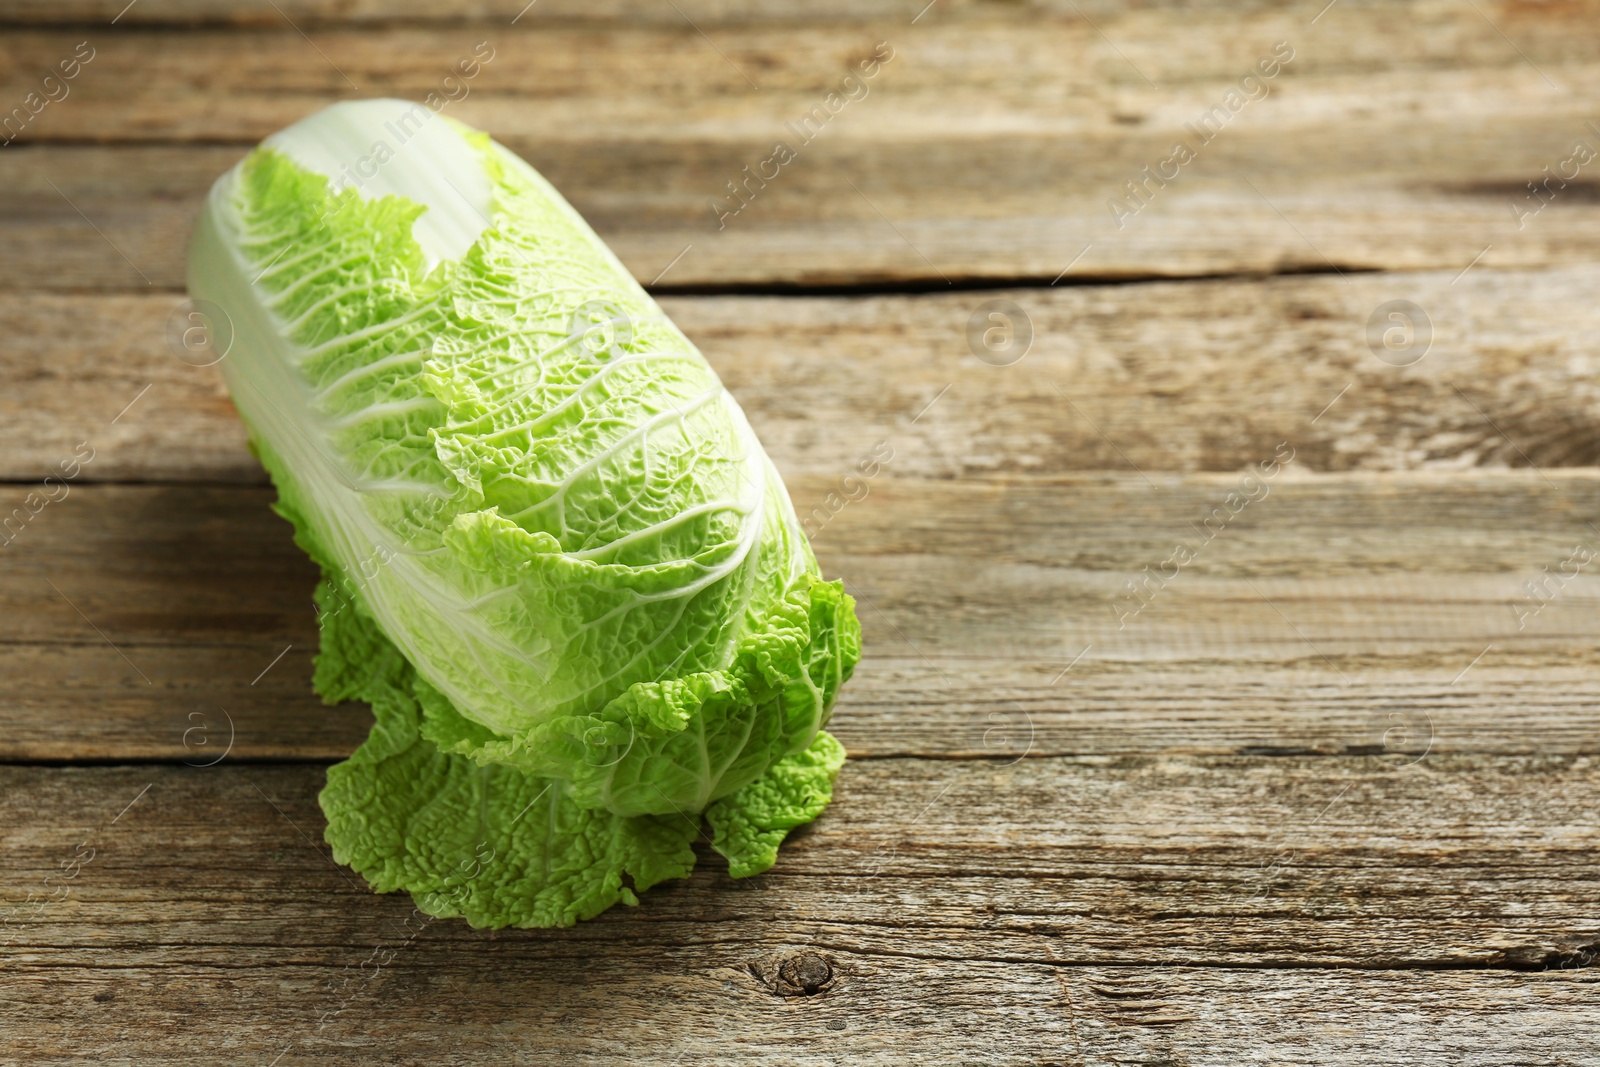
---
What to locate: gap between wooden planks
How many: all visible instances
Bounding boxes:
[5,3,1600,287]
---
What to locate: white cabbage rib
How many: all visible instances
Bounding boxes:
[189,100,782,737]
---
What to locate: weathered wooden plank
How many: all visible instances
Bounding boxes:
[0,0,944,23]
[5,4,1594,1058]
[9,10,1597,143]
[7,956,1598,1067]
[7,267,1600,486]
[5,760,1600,971]
[5,6,1600,286]
[0,0,1477,24]
[3,473,1597,761]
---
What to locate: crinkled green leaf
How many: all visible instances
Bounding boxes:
[316,580,700,928]
[706,730,847,879]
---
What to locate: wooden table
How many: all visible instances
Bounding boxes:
[4,1,1600,1062]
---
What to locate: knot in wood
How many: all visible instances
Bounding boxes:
[776,951,833,996]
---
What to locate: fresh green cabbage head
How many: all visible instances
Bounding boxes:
[187,99,858,927]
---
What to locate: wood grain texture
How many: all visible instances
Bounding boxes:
[4,473,1597,762]
[3,760,1600,1064]
[4,1,1600,1059]
[6,758,1600,969]
[7,963,1599,1066]
[12,966,1600,1067]
[2,0,1353,25]
[6,266,1600,485]
[6,3,1600,286]
[0,0,960,23]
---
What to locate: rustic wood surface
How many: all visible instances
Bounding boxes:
[3,1,1600,1063]
[6,473,1600,765]
[7,1,1600,288]
[10,265,1600,484]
